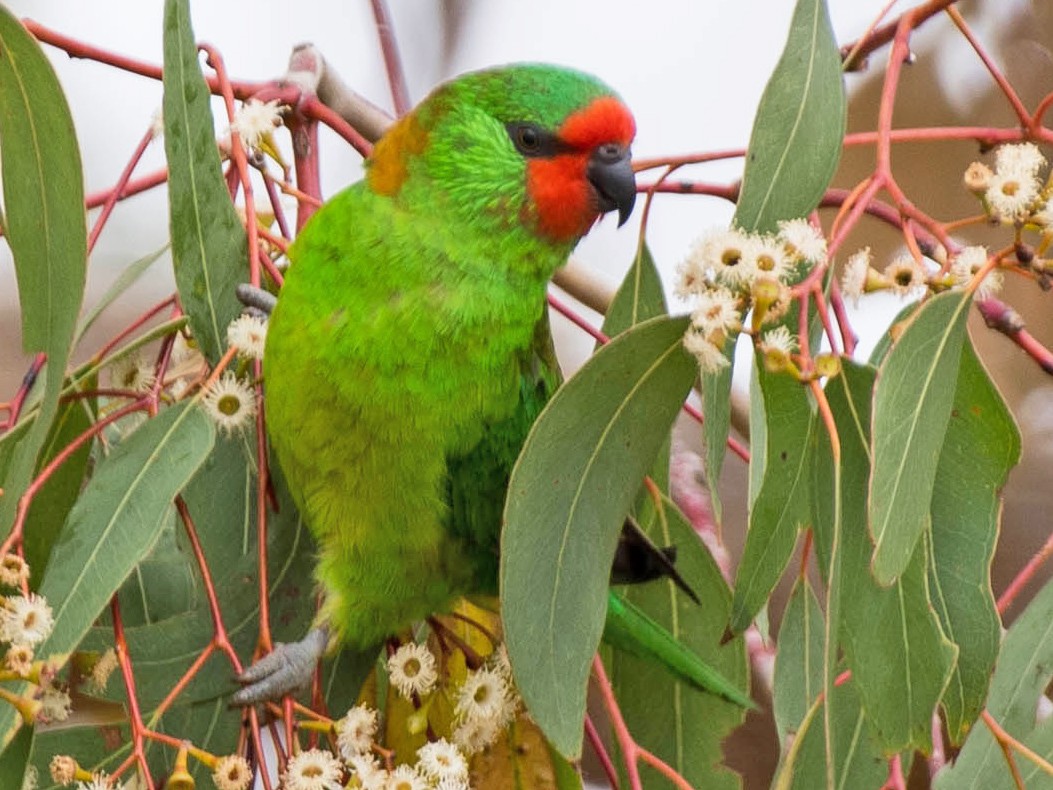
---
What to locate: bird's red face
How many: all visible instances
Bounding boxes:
[521,96,637,243]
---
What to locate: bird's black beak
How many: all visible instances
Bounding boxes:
[587,143,636,226]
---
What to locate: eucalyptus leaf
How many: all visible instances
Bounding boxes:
[773,578,824,742]
[815,362,957,753]
[163,0,247,364]
[0,4,88,537]
[934,575,1053,788]
[600,243,668,342]
[36,404,215,670]
[733,0,845,233]
[502,315,698,758]
[610,498,747,789]
[729,362,814,633]
[869,291,971,584]
[773,678,887,790]
[929,338,1017,743]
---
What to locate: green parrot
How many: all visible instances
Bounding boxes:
[233,63,749,711]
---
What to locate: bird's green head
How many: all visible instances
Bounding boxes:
[366,63,637,248]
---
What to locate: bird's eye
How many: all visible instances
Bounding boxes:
[517,126,540,152]
[507,122,548,156]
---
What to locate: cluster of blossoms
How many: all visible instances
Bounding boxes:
[287,737,470,790]
[103,312,266,440]
[384,639,521,758]
[49,749,253,790]
[228,98,285,162]
[196,314,268,436]
[675,218,826,373]
[278,639,520,788]
[273,637,516,790]
[966,141,1050,227]
[838,145,1051,307]
[840,243,1001,305]
[0,555,116,733]
[119,639,520,790]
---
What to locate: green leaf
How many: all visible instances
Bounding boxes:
[729,363,814,633]
[0,4,87,533]
[609,499,747,789]
[869,291,971,584]
[773,678,887,790]
[603,242,673,494]
[600,243,668,341]
[77,432,329,710]
[502,315,698,759]
[37,404,215,665]
[934,575,1053,789]
[773,577,824,742]
[0,403,214,749]
[163,0,247,364]
[1014,717,1053,789]
[23,386,95,583]
[815,362,957,753]
[699,356,734,526]
[733,0,845,233]
[929,338,1017,744]
[76,245,170,342]
[0,728,32,790]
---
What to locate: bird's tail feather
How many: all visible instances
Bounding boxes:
[602,591,754,709]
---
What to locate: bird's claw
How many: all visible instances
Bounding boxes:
[235,283,277,318]
[231,627,328,706]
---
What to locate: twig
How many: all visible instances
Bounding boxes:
[369,0,411,116]
[976,298,1053,376]
[982,709,1053,781]
[982,711,1029,789]
[997,528,1053,614]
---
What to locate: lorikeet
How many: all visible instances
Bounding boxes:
[234,63,749,711]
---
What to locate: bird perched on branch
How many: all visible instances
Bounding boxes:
[233,63,749,712]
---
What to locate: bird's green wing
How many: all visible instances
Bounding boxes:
[444,311,562,593]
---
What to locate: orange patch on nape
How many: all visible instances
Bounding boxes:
[526,154,595,242]
[366,113,429,196]
[558,96,636,150]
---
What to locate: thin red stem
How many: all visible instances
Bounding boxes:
[997,528,1053,614]
[945,6,1031,129]
[584,715,621,790]
[93,296,178,364]
[86,167,169,209]
[369,0,411,116]
[592,656,644,790]
[87,127,155,253]
[254,362,274,654]
[1,400,145,556]
[112,595,156,789]
[200,43,262,289]
[261,172,293,240]
[0,354,46,431]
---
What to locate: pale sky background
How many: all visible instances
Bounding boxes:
[0,1,1027,377]
[0,0,893,380]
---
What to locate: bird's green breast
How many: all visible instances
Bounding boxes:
[264,180,569,645]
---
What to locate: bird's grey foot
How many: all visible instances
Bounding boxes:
[235,283,277,318]
[231,626,328,706]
